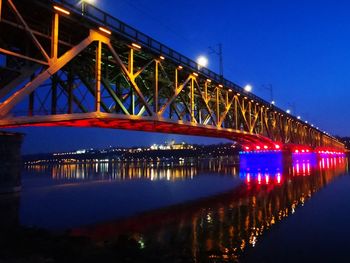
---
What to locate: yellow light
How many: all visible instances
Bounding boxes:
[160,55,165,60]
[177,65,183,70]
[228,89,232,92]
[218,84,223,88]
[53,5,70,15]
[206,79,212,83]
[237,93,240,96]
[99,27,112,35]
[193,72,198,77]
[132,43,141,49]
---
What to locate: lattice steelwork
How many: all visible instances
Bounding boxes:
[0,0,344,150]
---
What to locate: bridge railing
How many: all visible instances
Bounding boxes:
[49,0,339,142]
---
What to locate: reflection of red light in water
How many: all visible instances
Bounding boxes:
[265,174,269,184]
[322,159,325,169]
[247,173,251,183]
[258,173,261,184]
[296,163,300,174]
[277,173,281,184]
[302,163,306,175]
[307,163,310,173]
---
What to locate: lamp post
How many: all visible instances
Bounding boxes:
[81,0,95,15]
[261,84,274,104]
[208,43,223,82]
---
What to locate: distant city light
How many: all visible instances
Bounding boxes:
[244,84,252,92]
[271,100,275,105]
[297,116,301,119]
[197,56,208,68]
[286,109,291,114]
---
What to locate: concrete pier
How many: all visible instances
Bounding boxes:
[0,131,24,194]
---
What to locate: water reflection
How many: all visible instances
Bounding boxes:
[70,154,348,262]
[23,157,239,184]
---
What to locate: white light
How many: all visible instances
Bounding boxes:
[286,109,291,114]
[297,116,301,119]
[82,0,96,4]
[244,84,252,92]
[271,100,275,105]
[197,56,208,68]
[305,121,308,124]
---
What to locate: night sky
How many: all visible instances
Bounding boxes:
[9,0,350,154]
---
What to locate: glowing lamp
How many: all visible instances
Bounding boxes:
[197,56,208,67]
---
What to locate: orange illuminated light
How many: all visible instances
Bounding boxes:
[53,5,70,15]
[160,55,165,60]
[99,27,112,35]
[193,72,198,77]
[219,84,223,88]
[132,43,141,49]
[206,79,212,83]
[178,65,183,70]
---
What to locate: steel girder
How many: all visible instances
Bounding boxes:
[0,0,344,150]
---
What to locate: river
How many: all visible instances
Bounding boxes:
[2,153,349,262]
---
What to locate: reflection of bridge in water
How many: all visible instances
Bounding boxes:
[0,0,345,152]
[70,154,347,262]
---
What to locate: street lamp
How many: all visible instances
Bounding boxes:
[81,0,96,14]
[286,109,291,114]
[297,116,301,119]
[244,84,252,92]
[196,55,208,68]
[271,100,275,105]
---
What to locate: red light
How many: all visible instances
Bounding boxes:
[275,144,280,149]
[295,149,299,153]
[301,149,305,153]
[264,145,268,149]
[256,146,261,150]
[245,146,250,150]
[306,149,310,153]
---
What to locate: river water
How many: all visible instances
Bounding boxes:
[7,153,350,262]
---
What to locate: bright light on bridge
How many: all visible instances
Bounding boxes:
[271,100,275,105]
[82,0,96,4]
[286,109,291,114]
[196,56,208,68]
[244,84,252,92]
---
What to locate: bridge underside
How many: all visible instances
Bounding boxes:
[0,113,274,146]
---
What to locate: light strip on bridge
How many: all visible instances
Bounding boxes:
[53,6,70,15]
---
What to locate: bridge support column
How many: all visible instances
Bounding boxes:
[0,132,23,194]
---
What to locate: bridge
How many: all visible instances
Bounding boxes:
[0,0,345,151]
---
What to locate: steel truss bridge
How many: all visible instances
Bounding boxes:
[0,0,344,150]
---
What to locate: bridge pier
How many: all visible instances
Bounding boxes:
[0,131,24,194]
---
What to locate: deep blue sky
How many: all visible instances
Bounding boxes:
[10,0,350,154]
